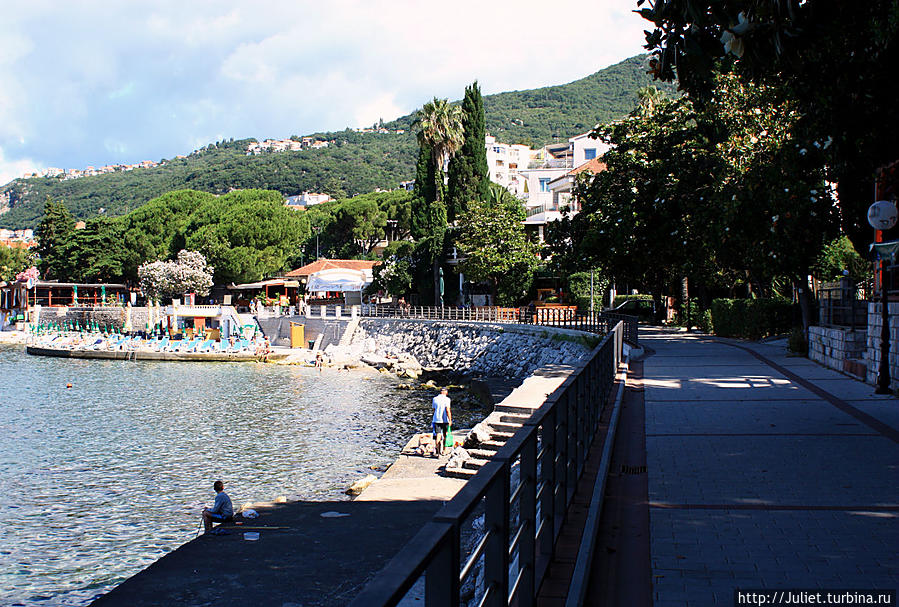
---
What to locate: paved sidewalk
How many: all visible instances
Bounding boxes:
[640,329,899,606]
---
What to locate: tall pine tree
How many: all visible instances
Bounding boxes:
[447,81,490,223]
[36,196,75,281]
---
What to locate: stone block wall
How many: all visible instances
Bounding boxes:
[350,319,595,380]
[866,302,899,389]
[808,326,866,372]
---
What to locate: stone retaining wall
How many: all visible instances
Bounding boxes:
[808,326,865,372]
[346,319,596,379]
[866,302,899,389]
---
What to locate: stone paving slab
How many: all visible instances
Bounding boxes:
[646,400,879,436]
[845,400,899,432]
[92,499,443,607]
[647,434,899,506]
[639,329,899,604]
[643,373,812,401]
[650,509,899,607]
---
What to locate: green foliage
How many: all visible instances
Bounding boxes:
[814,236,869,283]
[568,71,838,302]
[567,271,610,311]
[480,55,678,144]
[638,1,899,255]
[183,190,310,284]
[708,298,795,340]
[0,246,34,281]
[36,197,75,280]
[370,241,415,297]
[68,217,126,283]
[456,198,540,306]
[447,82,490,221]
[0,135,418,228]
[612,294,653,307]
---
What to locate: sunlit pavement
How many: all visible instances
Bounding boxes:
[640,328,899,605]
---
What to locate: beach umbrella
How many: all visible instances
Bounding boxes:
[101,285,106,304]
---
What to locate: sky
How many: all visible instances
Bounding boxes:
[0,0,649,186]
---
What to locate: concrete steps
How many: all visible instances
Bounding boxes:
[462,458,490,471]
[444,467,479,480]
[495,403,540,415]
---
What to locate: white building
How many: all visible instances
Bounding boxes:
[485,135,531,198]
[485,131,609,242]
[285,192,333,208]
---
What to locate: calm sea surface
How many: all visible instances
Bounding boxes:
[0,345,472,606]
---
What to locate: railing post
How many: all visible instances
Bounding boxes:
[538,409,556,578]
[425,524,459,607]
[484,468,510,607]
[518,433,538,607]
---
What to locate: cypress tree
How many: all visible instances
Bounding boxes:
[411,145,436,240]
[36,196,75,281]
[447,81,490,223]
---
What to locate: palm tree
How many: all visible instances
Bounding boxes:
[414,98,464,305]
[415,98,464,201]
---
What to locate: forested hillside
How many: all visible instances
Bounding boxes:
[1,55,672,228]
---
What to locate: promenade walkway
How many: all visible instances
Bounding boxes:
[583,328,898,605]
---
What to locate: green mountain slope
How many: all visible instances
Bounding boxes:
[0,55,673,228]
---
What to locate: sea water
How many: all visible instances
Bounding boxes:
[0,345,470,606]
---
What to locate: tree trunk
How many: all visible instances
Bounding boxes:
[794,274,814,333]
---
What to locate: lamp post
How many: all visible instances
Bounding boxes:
[867,200,898,394]
[313,226,322,260]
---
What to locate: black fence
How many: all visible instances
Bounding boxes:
[348,322,625,607]
[818,279,869,329]
[359,305,639,346]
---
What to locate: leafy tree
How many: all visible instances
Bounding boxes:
[35,197,75,280]
[183,190,310,284]
[0,246,35,281]
[119,189,213,281]
[814,236,869,283]
[456,198,539,306]
[370,241,415,298]
[447,81,490,221]
[68,217,127,283]
[138,250,214,302]
[414,98,464,304]
[571,71,838,325]
[638,0,899,252]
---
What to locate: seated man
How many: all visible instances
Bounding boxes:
[202,480,234,533]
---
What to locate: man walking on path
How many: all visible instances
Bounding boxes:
[202,480,234,533]
[431,388,452,457]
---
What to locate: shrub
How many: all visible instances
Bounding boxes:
[567,271,610,310]
[787,327,808,355]
[612,293,653,308]
[709,298,795,340]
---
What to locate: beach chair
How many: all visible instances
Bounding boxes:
[196,339,214,353]
[154,337,170,351]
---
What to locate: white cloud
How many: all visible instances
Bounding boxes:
[0,146,41,186]
[0,0,651,185]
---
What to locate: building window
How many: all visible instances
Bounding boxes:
[539,178,551,192]
[584,148,596,160]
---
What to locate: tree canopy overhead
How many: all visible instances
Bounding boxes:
[639,0,899,251]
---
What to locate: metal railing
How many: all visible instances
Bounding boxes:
[349,322,624,607]
[358,305,639,346]
[818,279,868,329]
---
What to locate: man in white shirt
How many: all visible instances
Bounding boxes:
[431,388,453,457]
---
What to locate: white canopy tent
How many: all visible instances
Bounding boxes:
[306,268,372,306]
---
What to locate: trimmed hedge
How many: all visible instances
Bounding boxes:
[568,271,610,310]
[612,293,653,308]
[709,298,795,340]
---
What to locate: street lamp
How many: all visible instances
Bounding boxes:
[313,226,322,260]
[867,200,898,394]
